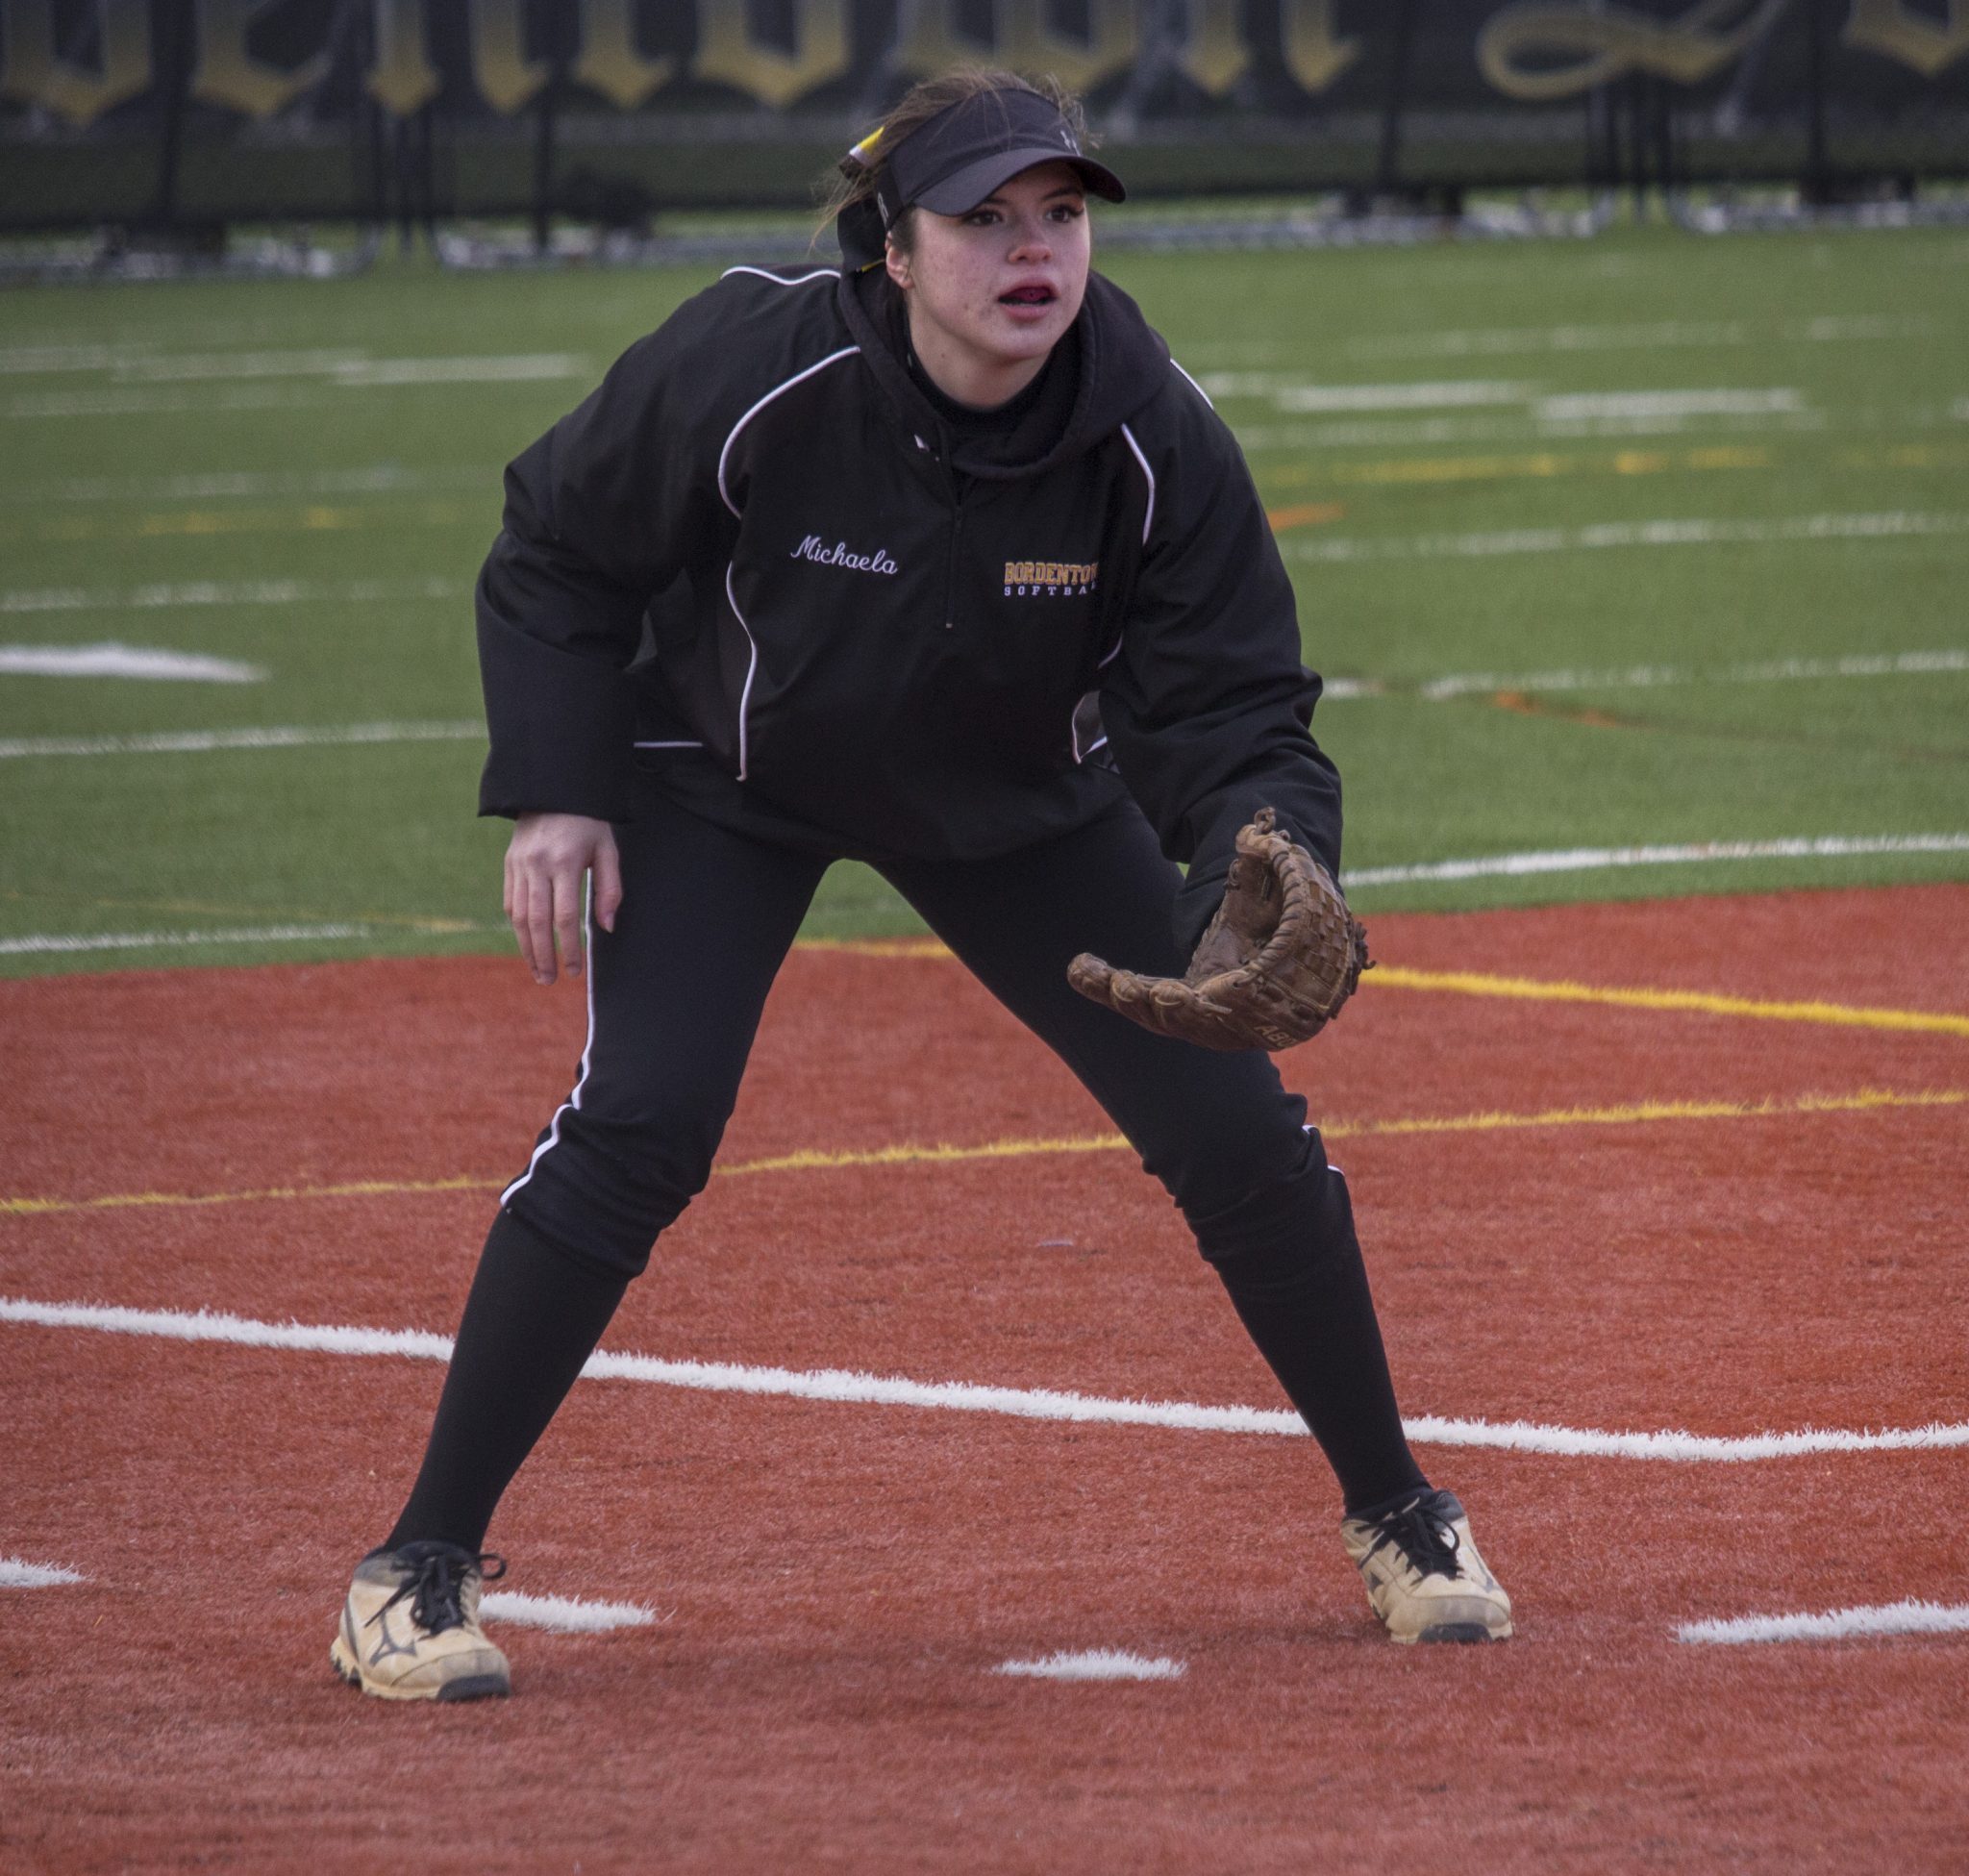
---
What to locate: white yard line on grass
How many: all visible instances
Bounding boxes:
[0,721,482,759]
[994,1651,1185,1682]
[0,924,369,957]
[2,466,495,505]
[0,577,463,613]
[0,1556,86,1588]
[1319,647,1969,702]
[0,644,265,682]
[1679,1599,1969,1645]
[1282,511,1969,563]
[1342,314,1935,360]
[1343,834,1969,889]
[4,1295,1964,1464]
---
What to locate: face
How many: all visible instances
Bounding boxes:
[885,160,1092,406]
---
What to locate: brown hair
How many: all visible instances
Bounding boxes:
[818,67,1089,257]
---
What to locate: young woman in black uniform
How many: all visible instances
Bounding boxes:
[331,69,1513,1704]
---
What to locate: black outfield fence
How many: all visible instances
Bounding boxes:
[1,0,1966,270]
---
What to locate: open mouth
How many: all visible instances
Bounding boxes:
[999,286,1056,306]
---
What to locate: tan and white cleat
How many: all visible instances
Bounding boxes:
[1340,1488,1513,1644]
[330,1541,513,1701]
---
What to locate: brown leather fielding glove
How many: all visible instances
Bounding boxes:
[1067,809,1370,1052]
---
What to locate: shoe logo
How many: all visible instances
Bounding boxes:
[791,535,897,575]
[365,1606,423,1667]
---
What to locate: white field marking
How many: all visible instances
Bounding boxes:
[479,1590,660,1635]
[1283,511,1969,563]
[0,576,463,614]
[0,346,587,388]
[1196,374,1528,412]
[7,386,334,420]
[1235,408,1826,452]
[0,924,369,957]
[1343,314,1934,360]
[1535,388,1802,421]
[994,1651,1185,1682]
[0,1556,86,1588]
[0,721,482,760]
[1679,1599,1969,1646]
[5,1295,1967,1464]
[1319,647,1969,704]
[2,465,494,505]
[0,643,265,683]
[1345,834,1969,889]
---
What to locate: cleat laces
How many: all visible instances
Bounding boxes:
[372,1548,507,1638]
[1369,1497,1465,1582]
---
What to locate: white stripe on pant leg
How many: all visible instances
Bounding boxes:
[500,878,599,1206]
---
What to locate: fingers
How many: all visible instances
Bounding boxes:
[506,813,617,987]
[590,826,624,936]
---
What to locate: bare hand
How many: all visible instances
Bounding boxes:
[503,813,623,986]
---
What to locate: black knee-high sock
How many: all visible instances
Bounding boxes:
[1191,1153,1427,1516]
[386,1208,627,1554]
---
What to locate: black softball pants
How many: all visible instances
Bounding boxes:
[387,790,1426,1554]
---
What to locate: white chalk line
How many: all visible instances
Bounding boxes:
[4,1296,1964,1465]
[994,1650,1185,1682]
[0,1555,85,1588]
[1236,408,1828,451]
[1284,511,1969,563]
[480,1590,661,1635]
[0,1551,651,1634]
[0,465,494,506]
[0,924,371,958]
[1341,314,1936,361]
[1321,647,1969,703]
[1196,375,1531,412]
[0,721,482,760]
[1679,1598,1969,1645]
[0,576,464,614]
[0,643,265,683]
[1344,834,1969,889]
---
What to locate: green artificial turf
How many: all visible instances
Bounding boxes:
[1,222,1964,976]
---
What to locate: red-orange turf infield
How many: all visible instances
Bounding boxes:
[1,884,1965,1873]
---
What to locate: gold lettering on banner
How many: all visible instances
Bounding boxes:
[190,0,329,117]
[366,0,440,115]
[468,0,550,112]
[572,0,676,109]
[1178,0,1249,94]
[1477,0,1786,102]
[894,1,1136,92]
[0,0,152,126]
[1281,0,1361,91]
[692,0,849,109]
[1843,0,1969,76]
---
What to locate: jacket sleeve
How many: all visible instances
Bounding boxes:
[1100,384,1345,955]
[475,318,733,821]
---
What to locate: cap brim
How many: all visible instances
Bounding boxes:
[914,148,1127,216]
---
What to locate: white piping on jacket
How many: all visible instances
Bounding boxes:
[717,346,861,518]
[1120,422,1155,546]
[725,563,760,781]
[1171,359,1214,409]
[719,266,838,288]
[500,879,599,1207]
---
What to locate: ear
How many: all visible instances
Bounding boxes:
[884,238,910,291]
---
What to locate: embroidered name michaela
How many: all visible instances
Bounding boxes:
[792,535,898,575]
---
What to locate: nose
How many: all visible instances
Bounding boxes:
[1008,213,1053,262]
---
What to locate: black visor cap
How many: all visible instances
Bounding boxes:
[877,88,1126,225]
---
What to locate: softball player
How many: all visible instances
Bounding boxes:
[332,69,1512,1703]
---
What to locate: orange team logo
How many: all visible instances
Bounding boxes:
[1004,559,1099,597]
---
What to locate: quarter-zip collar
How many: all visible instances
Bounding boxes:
[837,265,1170,485]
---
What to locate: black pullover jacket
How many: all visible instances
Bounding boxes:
[477,262,1344,951]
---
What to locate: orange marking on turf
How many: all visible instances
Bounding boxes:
[3,1087,1958,1219]
[1264,502,1346,532]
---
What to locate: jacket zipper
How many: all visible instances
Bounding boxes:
[942,501,963,632]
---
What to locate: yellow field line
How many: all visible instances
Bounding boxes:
[785,945,1967,1037]
[3,1086,1958,1221]
[1373,966,1969,1037]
